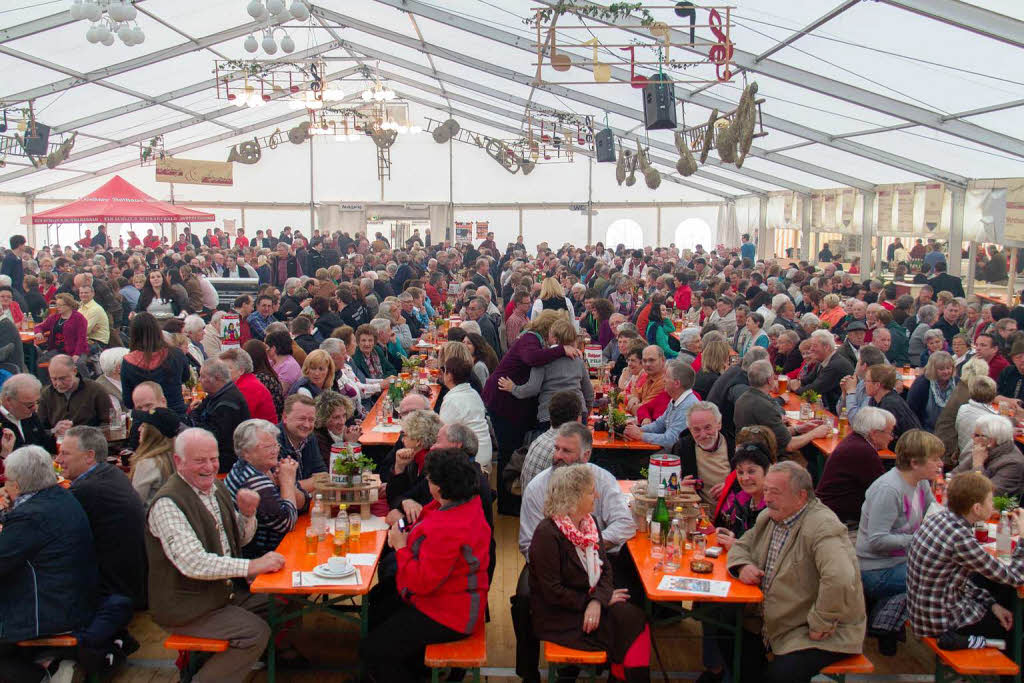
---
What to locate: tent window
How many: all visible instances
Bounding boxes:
[674,218,713,252]
[605,219,644,250]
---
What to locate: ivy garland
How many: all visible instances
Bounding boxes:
[220,59,271,78]
[525,1,655,28]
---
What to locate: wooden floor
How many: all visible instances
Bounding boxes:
[109,510,937,682]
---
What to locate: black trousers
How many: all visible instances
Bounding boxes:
[0,643,52,683]
[717,627,847,683]
[490,413,526,516]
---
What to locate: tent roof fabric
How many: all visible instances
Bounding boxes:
[30,175,215,225]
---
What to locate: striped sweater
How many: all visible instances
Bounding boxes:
[224,459,297,558]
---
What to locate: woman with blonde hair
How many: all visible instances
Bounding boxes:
[907,350,956,431]
[819,293,846,329]
[694,338,731,399]
[531,277,575,318]
[530,461,651,681]
[130,406,183,504]
[935,356,988,466]
[289,349,337,399]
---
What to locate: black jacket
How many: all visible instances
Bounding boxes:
[339,302,370,330]
[190,382,251,473]
[0,485,97,642]
[70,463,147,607]
[0,410,56,453]
[706,366,748,435]
[315,312,345,339]
[294,333,319,355]
[475,314,502,358]
[928,272,965,298]
[870,390,921,441]
[800,352,855,413]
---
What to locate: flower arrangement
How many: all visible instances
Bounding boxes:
[799,389,821,405]
[606,387,624,409]
[994,495,1019,513]
[387,379,413,406]
[607,407,629,436]
[401,355,424,370]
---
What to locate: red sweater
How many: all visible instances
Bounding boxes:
[396,497,490,634]
[988,353,1009,381]
[637,390,670,423]
[236,372,277,423]
[35,310,88,356]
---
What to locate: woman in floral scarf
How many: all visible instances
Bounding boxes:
[906,351,955,431]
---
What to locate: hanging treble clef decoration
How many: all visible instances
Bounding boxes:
[309,63,323,100]
[708,9,734,82]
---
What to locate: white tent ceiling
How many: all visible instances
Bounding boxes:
[0,0,1021,202]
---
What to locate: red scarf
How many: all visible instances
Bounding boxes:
[553,513,600,550]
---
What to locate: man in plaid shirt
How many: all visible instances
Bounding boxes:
[907,471,1024,643]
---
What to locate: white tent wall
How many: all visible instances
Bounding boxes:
[453,208,517,247]
[521,209,589,249]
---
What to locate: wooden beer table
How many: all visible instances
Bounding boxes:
[250,514,387,683]
[358,383,441,447]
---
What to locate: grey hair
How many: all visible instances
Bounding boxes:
[65,425,107,462]
[771,293,791,312]
[923,329,945,344]
[233,419,281,459]
[460,320,482,335]
[616,322,638,335]
[401,409,442,446]
[319,337,345,355]
[678,328,700,343]
[779,330,800,345]
[557,421,593,455]
[917,304,939,325]
[265,322,288,336]
[183,314,205,334]
[768,324,787,337]
[174,427,217,460]
[740,346,769,369]
[960,357,990,384]
[398,292,414,302]
[810,329,836,351]
[687,400,721,423]
[4,445,56,494]
[0,373,41,401]
[219,347,254,375]
[768,460,815,499]
[444,422,479,456]
[799,313,820,327]
[975,414,1014,446]
[746,359,775,388]
[369,318,391,334]
[852,406,895,438]
[99,346,129,376]
[664,359,695,389]
[200,357,232,384]
[284,277,302,293]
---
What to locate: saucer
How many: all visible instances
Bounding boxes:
[313,563,356,579]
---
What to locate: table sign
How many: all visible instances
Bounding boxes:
[656,576,731,597]
[220,312,240,349]
[584,344,603,368]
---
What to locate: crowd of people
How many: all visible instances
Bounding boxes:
[2,224,1024,683]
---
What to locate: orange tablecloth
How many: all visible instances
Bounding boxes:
[778,392,896,460]
[591,430,661,451]
[358,384,441,447]
[626,534,764,604]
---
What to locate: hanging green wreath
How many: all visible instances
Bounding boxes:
[526,1,655,28]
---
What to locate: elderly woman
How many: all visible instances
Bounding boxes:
[362,448,491,683]
[907,350,956,431]
[97,346,129,407]
[954,414,1024,496]
[440,357,493,469]
[381,408,443,510]
[0,446,97,682]
[34,292,89,360]
[529,463,650,682]
[531,277,575,318]
[201,310,225,360]
[950,333,974,373]
[129,407,182,504]
[373,316,408,365]
[918,329,947,368]
[955,375,1000,457]
[379,301,413,353]
[219,347,278,423]
[225,419,307,557]
[857,429,941,602]
[352,323,397,380]
[288,349,336,399]
[498,316,594,431]
[817,407,894,526]
[312,390,358,462]
[908,304,939,366]
[798,313,820,339]
[618,341,646,394]
[740,311,770,358]
[935,357,989,467]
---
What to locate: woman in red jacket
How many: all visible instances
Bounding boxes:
[362,448,491,682]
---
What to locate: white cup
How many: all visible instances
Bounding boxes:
[327,556,351,573]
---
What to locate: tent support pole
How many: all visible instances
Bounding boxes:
[862,190,876,277]
[967,242,978,296]
[24,196,34,248]
[309,137,316,232]
[800,196,811,261]
[1008,249,1018,307]
[587,156,593,246]
[448,136,454,243]
[948,189,965,278]
[656,205,661,248]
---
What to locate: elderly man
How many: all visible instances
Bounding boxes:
[838,345,888,423]
[708,296,738,336]
[277,394,325,491]
[58,425,147,667]
[246,294,277,342]
[226,419,306,557]
[677,328,701,366]
[735,360,832,456]
[37,354,111,438]
[514,422,636,683]
[816,407,893,526]
[627,344,667,415]
[789,330,855,413]
[725,461,866,683]
[0,446,97,683]
[189,358,251,473]
[219,348,277,423]
[775,330,802,374]
[707,347,769,434]
[671,401,735,506]
[836,320,866,368]
[466,296,501,357]
[78,284,110,349]
[146,428,284,683]
[624,360,699,448]
[518,390,584,492]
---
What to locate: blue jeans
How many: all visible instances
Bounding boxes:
[861,564,907,604]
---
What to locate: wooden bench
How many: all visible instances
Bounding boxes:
[543,641,606,683]
[17,635,100,682]
[819,653,874,682]
[923,636,1019,683]
[424,627,486,683]
[163,635,230,654]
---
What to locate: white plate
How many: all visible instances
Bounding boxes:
[313,563,356,579]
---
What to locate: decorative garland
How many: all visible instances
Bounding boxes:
[525,1,655,28]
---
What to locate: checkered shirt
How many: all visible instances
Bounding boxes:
[764,504,807,590]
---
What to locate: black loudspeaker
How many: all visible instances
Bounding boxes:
[642,80,676,131]
[595,127,616,163]
[21,121,50,156]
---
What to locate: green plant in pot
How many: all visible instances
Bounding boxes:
[799,389,821,405]
[387,379,413,407]
[401,355,424,370]
[994,495,1019,514]
[607,408,628,437]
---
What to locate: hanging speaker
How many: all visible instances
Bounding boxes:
[595,127,616,163]
[21,121,51,156]
[642,79,676,131]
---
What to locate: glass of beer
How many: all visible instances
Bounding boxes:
[777,375,788,393]
[305,526,318,554]
[332,528,348,557]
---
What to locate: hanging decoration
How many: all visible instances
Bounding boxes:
[69,0,145,46]
[424,118,537,177]
[680,81,765,169]
[213,58,340,110]
[240,0,309,55]
[0,104,77,168]
[528,3,735,87]
[139,135,165,166]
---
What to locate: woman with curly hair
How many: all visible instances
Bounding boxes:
[312,390,357,464]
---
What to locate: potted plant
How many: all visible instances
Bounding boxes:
[607,407,628,438]
[387,379,413,407]
[994,495,1019,514]
[606,387,624,410]
[402,355,424,371]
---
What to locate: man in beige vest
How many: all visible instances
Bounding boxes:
[145,428,284,683]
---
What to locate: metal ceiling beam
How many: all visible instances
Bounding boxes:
[28,87,366,198]
[392,87,734,200]
[0,46,240,133]
[381,73,749,196]
[360,0,963,188]
[320,8,866,191]
[530,0,1024,160]
[879,0,1024,49]
[1,16,287,106]
[45,40,341,134]
[0,65,362,188]
[753,0,861,63]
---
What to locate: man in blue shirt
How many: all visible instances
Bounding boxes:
[246,294,276,341]
[740,233,756,262]
[624,360,698,448]
[923,242,946,273]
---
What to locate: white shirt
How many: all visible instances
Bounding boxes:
[438,383,493,469]
[0,404,24,440]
